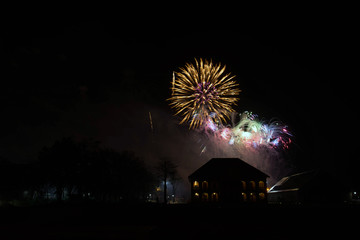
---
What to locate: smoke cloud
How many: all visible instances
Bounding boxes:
[95,103,294,200]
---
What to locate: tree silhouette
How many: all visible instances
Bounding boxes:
[1,137,154,204]
[154,157,178,204]
[169,170,182,203]
[37,137,89,201]
[36,137,154,203]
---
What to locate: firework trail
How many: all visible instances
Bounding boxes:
[149,111,154,132]
[168,58,241,129]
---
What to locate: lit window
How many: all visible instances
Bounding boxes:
[194,193,200,199]
[211,192,219,202]
[249,181,256,190]
[250,192,256,202]
[241,181,246,190]
[258,181,265,189]
[242,192,247,202]
[259,192,265,200]
[193,181,199,189]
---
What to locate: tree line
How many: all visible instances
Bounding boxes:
[0,137,180,206]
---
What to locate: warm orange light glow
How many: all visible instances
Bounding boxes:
[242,192,247,201]
[193,181,199,189]
[249,181,256,190]
[241,181,246,190]
[259,181,265,189]
[259,192,265,200]
[211,192,219,202]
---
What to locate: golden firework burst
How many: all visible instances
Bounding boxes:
[168,58,241,129]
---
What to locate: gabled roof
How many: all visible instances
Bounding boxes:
[188,158,269,180]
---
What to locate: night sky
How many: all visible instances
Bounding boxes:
[1,11,357,187]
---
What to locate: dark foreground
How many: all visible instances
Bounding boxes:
[0,203,358,239]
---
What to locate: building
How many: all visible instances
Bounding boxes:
[268,170,347,204]
[188,158,269,204]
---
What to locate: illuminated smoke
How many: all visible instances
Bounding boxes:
[195,111,293,185]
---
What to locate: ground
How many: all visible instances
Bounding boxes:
[0,203,357,239]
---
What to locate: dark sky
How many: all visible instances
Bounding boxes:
[1,11,357,185]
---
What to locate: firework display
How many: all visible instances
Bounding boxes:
[167,58,293,184]
[168,58,241,129]
[204,111,292,151]
[168,59,292,153]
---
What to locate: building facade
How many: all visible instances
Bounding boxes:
[188,158,269,204]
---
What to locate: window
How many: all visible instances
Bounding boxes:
[211,192,219,202]
[241,192,247,202]
[249,181,256,190]
[193,181,199,189]
[241,181,246,190]
[250,192,256,202]
[259,192,265,200]
[202,181,208,190]
[258,181,265,190]
[194,193,200,199]
[202,193,209,202]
